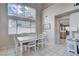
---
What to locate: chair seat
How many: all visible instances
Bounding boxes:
[38,42,44,44]
[27,44,36,47]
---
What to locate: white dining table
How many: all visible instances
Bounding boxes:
[17,36,37,55]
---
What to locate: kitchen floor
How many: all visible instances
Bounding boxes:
[0,44,75,56]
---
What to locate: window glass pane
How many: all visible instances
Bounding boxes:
[25,7,31,17]
[17,20,26,27]
[25,6,36,20]
[25,28,31,33]
[8,19,16,34]
[30,22,36,33]
[8,4,17,16]
[26,21,30,28]
[30,28,36,33]
[9,28,16,34]
[44,24,50,30]
[30,8,36,20]
[17,20,30,28]
[17,27,31,34]
[17,21,25,34]
[31,22,35,28]
[17,5,25,16]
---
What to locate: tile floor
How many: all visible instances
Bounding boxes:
[0,44,77,56]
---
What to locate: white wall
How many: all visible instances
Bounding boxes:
[42,3,79,46]
[0,4,14,49]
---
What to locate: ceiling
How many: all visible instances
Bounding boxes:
[41,3,54,10]
[25,3,54,10]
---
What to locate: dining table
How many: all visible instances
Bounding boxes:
[16,36,37,55]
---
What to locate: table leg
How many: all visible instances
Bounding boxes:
[20,42,23,56]
[15,43,18,55]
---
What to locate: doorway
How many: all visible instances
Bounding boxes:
[55,15,70,44]
[55,9,79,45]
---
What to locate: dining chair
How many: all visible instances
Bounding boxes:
[36,33,46,50]
[42,32,47,45]
[23,42,28,52]
[27,40,36,54]
[13,35,20,55]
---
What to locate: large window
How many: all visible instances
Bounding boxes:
[8,4,36,34]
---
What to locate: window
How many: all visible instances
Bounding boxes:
[43,16,51,31]
[8,4,36,34]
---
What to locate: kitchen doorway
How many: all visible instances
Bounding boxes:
[55,9,79,45]
[55,15,70,44]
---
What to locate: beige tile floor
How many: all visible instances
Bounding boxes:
[0,44,76,56]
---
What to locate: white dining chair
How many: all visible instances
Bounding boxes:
[23,42,28,52]
[42,32,47,45]
[27,40,36,54]
[13,35,20,55]
[36,33,46,50]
